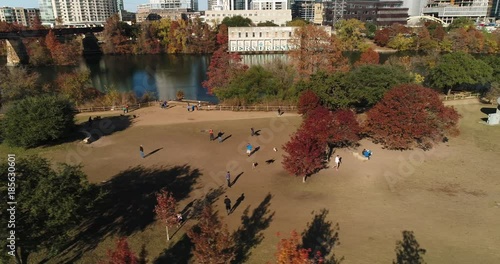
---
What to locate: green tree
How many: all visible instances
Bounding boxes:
[0,67,41,106]
[295,72,352,109]
[2,95,75,148]
[221,16,252,27]
[0,156,100,264]
[257,21,279,27]
[427,52,493,94]
[346,64,414,107]
[335,19,367,51]
[215,65,273,104]
[448,17,475,31]
[364,22,377,39]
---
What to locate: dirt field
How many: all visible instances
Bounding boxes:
[20,102,500,263]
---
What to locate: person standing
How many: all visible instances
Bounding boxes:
[217,131,223,143]
[88,116,92,127]
[126,105,129,113]
[224,196,232,215]
[334,155,340,170]
[140,145,144,158]
[209,128,214,141]
[246,143,253,157]
[226,171,231,187]
[251,127,255,136]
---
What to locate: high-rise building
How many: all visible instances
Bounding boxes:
[422,0,489,24]
[38,0,119,26]
[252,0,288,10]
[0,7,41,27]
[292,0,316,22]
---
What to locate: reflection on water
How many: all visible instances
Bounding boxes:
[1,52,403,103]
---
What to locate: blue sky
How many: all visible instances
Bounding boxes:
[2,0,208,12]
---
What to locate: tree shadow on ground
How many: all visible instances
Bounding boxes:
[154,234,193,264]
[232,193,274,263]
[393,230,426,264]
[55,164,200,263]
[302,209,343,264]
[43,115,133,147]
[189,186,226,220]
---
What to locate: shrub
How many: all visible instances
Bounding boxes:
[2,95,75,148]
[176,90,185,101]
[365,84,460,150]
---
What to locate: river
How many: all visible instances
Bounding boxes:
[0,52,400,103]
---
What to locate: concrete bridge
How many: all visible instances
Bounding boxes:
[0,27,104,66]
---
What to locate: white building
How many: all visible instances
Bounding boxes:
[251,0,288,10]
[39,0,120,26]
[422,0,489,24]
[0,7,40,27]
[203,9,291,26]
[137,0,199,11]
[228,26,331,52]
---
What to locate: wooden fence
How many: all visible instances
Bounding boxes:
[74,101,158,113]
[442,92,480,101]
[198,105,297,112]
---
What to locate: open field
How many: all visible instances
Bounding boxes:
[4,102,499,263]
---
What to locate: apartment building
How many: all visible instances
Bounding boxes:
[39,0,120,26]
[0,7,41,27]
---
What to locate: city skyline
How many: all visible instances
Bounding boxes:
[1,0,209,12]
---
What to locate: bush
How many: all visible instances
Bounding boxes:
[365,84,460,150]
[2,95,75,148]
[176,90,185,101]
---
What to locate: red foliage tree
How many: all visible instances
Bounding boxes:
[202,24,247,94]
[154,189,178,241]
[297,90,321,116]
[303,107,361,147]
[275,230,318,264]
[365,84,460,150]
[374,28,391,46]
[187,205,235,263]
[355,48,379,66]
[101,237,138,264]
[282,128,325,183]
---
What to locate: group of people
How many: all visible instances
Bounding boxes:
[187,102,202,112]
[208,129,225,143]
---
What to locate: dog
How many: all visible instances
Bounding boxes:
[252,162,257,169]
[273,147,278,152]
[265,159,275,164]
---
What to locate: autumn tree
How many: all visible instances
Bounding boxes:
[202,24,247,94]
[188,18,217,53]
[282,128,325,182]
[56,70,99,105]
[366,84,460,150]
[102,14,134,54]
[427,52,493,94]
[0,67,41,106]
[187,205,235,263]
[393,231,426,264]
[154,190,178,241]
[335,18,367,51]
[289,25,348,77]
[297,90,321,116]
[275,230,313,264]
[45,30,81,65]
[101,237,138,264]
[354,47,379,66]
[134,22,160,54]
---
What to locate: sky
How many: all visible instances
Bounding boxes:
[1,0,208,12]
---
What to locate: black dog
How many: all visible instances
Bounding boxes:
[265,159,275,164]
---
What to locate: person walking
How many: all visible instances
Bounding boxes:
[88,116,92,127]
[140,145,145,158]
[224,196,232,215]
[251,127,255,136]
[217,131,223,143]
[209,128,214,141]
[334,155,341,170]
[226,171,231,187]
[246,143,253,157]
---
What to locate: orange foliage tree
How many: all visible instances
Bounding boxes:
[187,205,235,263]
[365,84,460,150]
[274,230,322,264]
[289,25,348,77]
[101,237,138,264]
[45,30,80,65]
[355,48,379,66]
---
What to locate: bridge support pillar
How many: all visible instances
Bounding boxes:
[5,38,29,66]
